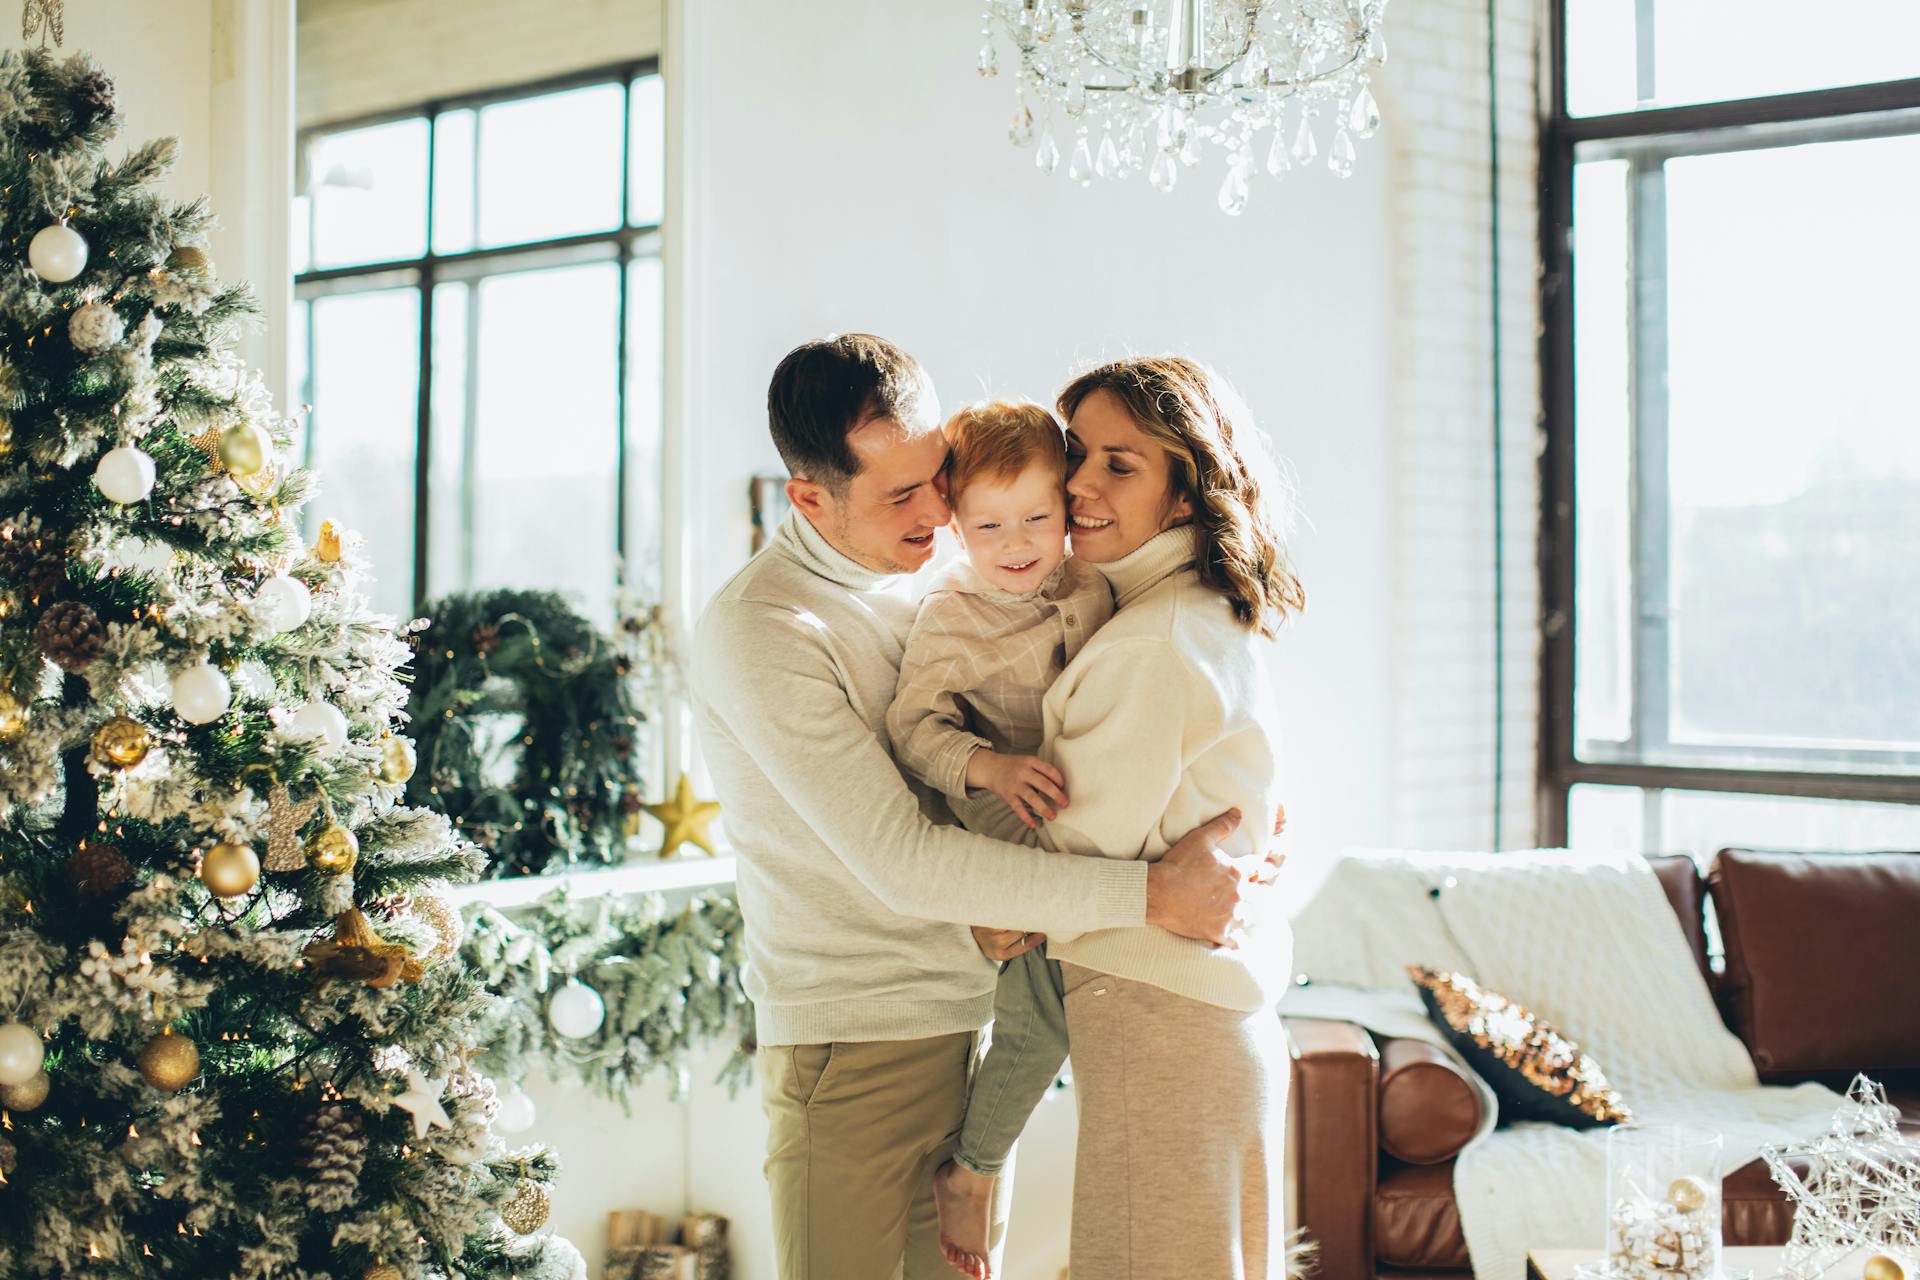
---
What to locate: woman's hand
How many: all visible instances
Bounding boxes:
[966,750,1069,830]
[971,925,1047,963]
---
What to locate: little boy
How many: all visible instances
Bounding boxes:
[886,399,1114,1275]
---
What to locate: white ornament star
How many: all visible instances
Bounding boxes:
[391,1069,452,1140]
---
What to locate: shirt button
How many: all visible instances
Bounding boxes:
[1065,614,1077,626]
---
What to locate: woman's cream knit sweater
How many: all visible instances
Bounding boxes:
[961,524,1293,1011]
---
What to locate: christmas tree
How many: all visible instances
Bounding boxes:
[0,50,581,1280]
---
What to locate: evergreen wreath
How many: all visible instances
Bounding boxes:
[403,590,646,878]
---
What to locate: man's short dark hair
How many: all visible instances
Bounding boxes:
[767,334,938,494]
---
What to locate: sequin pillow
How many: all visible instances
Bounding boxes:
[1408,964,1633,1129]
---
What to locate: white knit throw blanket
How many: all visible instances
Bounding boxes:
[1276,847,1842,1280]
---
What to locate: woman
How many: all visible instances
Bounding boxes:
[972,355,1305,1278]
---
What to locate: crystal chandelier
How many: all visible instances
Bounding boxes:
[978,0,1388,214]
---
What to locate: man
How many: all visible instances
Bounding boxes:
[691,334,1257,1280]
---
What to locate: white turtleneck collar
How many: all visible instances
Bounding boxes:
[1097,523,1200,609]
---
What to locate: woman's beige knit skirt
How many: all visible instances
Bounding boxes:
[1060,961,1294,1280]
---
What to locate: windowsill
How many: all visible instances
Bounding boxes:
[441,849,738,908]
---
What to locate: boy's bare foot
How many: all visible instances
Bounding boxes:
[933,1158,995,1279]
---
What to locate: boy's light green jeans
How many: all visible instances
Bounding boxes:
[955,944,1070,1178]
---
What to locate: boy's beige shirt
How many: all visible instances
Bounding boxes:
[690,511,1149,1047]
[886,554,1115,806]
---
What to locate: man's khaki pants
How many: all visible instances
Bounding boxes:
[759,1031,1011,1280]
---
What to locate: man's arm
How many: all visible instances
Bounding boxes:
[696,598,1144,935]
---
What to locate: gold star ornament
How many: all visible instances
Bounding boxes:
[645,773,721,858]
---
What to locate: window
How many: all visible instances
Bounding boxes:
[1540,9,1920,855]
[292,64,665,622]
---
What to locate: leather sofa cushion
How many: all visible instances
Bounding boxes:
[1374,1158,1470,1271]
[1378,1037,1484,1165]
[1710,849,1920,1078]
[1647,853,1711,983]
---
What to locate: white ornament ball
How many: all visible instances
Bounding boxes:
[68,301,125,353]
[288,700,349,754]
[253,575,312,633]
[547,980,605,1040]
[0,1023,44,1088]
[493,1085,537,1134]
[28,223,88,284]
[171,663,233,725]
[93,445,156,504]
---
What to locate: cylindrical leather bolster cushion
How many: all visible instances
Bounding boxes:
[1377,1036,1483,1165]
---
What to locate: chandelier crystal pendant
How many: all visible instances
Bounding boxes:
[979,0,1388,214]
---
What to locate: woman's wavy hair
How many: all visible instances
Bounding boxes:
[1057,356,1305,638]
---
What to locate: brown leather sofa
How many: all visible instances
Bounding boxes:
[1284,848,1920,1278]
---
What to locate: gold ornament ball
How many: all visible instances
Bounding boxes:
[500,1180,551,1235]
[306,824,360,875]
[377,735,417,785]
[0,412,12,459]
[167,245,210,271]
[0,688,28,740]
[1865,1256,1908,1280]
[362,1266,403,1280]
[90,715,151,769]
[0,1069,50,1111]
[217,421,273,477]
[200,841,261,898]
[137,1030,199,1092]
[1666,1175,1711,1213]
[409,893,463,967]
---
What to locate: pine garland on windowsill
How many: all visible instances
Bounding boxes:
[461,889,754,1106]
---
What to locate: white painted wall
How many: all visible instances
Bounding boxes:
[35,0,294,405]
[295,0,663,128]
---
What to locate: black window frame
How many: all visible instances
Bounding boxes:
[1535,11,1920,845]
[292,58,663,611]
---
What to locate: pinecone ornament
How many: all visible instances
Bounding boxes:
[21,551,64,602]
[298,1105,367,1213]
[65,842,134,902]
[72,71,117,128]
[0,525,54,596]
[35,599,104,672]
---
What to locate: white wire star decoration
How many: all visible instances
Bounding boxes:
[1761,1074,1920,1279]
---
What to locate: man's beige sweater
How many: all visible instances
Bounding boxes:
[690,511,1150,1047]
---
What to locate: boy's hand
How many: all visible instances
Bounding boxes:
[971,925,1047,963]
[966,750,1068,830]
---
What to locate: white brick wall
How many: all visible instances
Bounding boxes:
[295,0,663,127]
[1379,0,1543,849]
